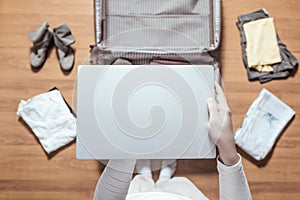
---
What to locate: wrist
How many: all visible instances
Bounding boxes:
[218,150,239,166]
[216,136,239,166]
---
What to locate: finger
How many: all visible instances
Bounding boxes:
[214,81,228,109]
[207,98,213,116]
[207,98,214,130]
[207,98,218,123]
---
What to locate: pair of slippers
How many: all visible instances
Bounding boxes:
[28,22,75,72]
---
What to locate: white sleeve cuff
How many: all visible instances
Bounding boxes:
[217,153,243,173]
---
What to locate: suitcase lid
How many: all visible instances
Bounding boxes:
[94,0,221,53]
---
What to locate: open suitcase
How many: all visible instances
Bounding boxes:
[76,0,222,160]
[91,0,221,72]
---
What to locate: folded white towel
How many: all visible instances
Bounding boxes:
[234,88,295,161]
[17,89,76,154]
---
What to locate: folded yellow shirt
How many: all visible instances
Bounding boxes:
[243,18,281,72]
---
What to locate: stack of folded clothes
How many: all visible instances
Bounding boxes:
[236,8,298,83]
[17,88,77,155]
[234,88,295,161]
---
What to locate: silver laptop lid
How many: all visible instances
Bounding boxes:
[76,65,216,159]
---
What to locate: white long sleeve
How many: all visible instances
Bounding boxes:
[94,160,136,200]
[94,155,252,200]
[217,154,252,200]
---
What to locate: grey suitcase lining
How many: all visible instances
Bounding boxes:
[92,0,221,66]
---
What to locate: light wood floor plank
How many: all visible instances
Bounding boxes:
[0,0,299,199]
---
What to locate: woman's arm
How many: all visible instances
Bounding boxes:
[217,154,252,200]
[94,160,136,200]
[208,82,252,200]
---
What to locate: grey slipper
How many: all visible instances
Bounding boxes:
[28,22,53,68]
[53,23,75,72]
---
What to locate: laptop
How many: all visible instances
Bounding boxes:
[76,65,216,159]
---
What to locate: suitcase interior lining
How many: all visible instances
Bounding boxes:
[101,0,213,50]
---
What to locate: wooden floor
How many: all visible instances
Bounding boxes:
[0,0,299,199]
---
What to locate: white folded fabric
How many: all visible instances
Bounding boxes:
[234,88,295,161]
[17,89,76,154]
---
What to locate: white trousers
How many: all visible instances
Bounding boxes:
[128,175,209,200]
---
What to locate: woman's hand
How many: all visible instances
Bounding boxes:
[207,82,239,166]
